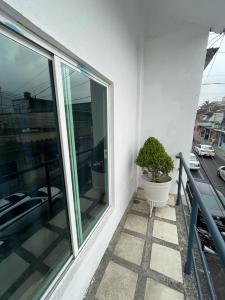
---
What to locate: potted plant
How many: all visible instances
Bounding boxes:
[135,137,174,209]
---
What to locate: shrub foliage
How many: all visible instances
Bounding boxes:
[135,137,174,182]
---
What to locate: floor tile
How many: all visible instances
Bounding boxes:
[155,206,176,221]
[132,199,149,214]
[22,227,58,257]
[168,194,176,206]
[114,232,145,265]
[96,261,138,300]
[84,188,101,200]
[144,278,184,300]
[136,188,146,200]
[153,220,178,244]
[0,253,29,297]
[44,239,70,267]
[9,271,42,300]
[124,214,148,235]
[150,243,183,283]
[49,210,67,229]
[80,197,93,213]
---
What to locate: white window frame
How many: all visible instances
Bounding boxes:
[53,56,113,249]
[0,10,114,300]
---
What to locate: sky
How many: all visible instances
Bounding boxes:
[0,33,90,103]
[199,32,225,106]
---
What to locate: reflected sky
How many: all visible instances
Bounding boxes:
[0,34,52,100]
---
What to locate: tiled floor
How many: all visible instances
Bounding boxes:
[0,208,70,299]
[85,193,196,300]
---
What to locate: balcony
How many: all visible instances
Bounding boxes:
[84,154,225,300]
[2,0,225,298]
[85,194,190,300]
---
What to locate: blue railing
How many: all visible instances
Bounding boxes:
[176,153,225,300]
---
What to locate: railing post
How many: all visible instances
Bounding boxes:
[176,154,182,206]
[45,163,53,215]
[185,198,198,274]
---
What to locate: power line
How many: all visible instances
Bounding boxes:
[208,33,223,48]
[33,85,51,98]
[208,33,221,48]
[202,83,225,85]
[204,34,225,83]
[12,67,48,93]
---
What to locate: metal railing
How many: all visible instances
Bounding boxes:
[176,152,225,300]
[0,158,60,214]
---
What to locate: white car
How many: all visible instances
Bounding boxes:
[189,153,200,170]
[194,144,215,157]
[0,187,61,216]
[36,186,62,202]
[217,166,225,181]
[0,193,31,213]
[0,186,62,239]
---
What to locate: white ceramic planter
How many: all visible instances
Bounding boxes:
[142,175,172,207]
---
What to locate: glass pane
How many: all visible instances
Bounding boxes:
[0,34,72,298]
[61,64,108,244]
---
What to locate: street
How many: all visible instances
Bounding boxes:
[191,152,225,196]
[191,148,225,300]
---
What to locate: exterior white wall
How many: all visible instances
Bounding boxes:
[0,0,213,298]
[0,1,141,299]
[140,24,209,192]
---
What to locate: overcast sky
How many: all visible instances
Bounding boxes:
[199,32,225,105]
[0,33,90,103]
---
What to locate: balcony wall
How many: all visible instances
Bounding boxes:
[0,1,142,299]
[140,22,208,192]
[1,0,225,299]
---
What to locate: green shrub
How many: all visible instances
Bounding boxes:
[135,137,174,182]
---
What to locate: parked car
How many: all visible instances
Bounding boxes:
[35,186,62,202]
[0,187,61,216]
[0,186,62,239]
[0,193,31,213]
[189,153,200,170]
[197,228,218,254]
[186,180,225,252]
[194,144,215,157]
[217,166,225,181]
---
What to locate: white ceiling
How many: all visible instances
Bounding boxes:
[143,0,225,36]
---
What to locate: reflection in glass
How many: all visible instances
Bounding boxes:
[0,34,72,298]
[61,65,108,244]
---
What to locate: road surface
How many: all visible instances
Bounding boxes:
[191,147,225,299]
[191,152,225,196]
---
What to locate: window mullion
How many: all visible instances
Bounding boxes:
[52,55,79,256]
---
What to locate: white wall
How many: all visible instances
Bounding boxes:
[0,0,213,298]
[0,0,141,299]
[140,23,209,192]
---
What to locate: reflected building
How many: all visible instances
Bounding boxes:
[0,90,58,196]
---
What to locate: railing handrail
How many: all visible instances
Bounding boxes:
[0,158,58,182]
[176,152,225,300]
[177,152,225,267]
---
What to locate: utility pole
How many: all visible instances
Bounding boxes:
[0,87,2,113]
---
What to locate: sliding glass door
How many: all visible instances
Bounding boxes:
[61,64,108,244]
[0,19,110,299]
[0,33,73,299]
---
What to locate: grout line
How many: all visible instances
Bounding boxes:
[151,237,180,251]
[146,268,185,293]
[154,215,177,225]
[121,228,147,240]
